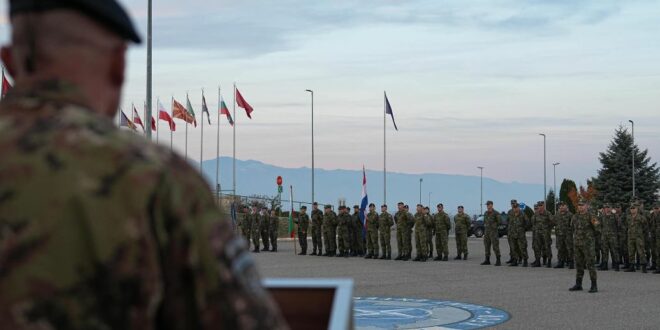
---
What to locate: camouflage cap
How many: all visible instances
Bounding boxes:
[300,206,307,210]
[537,201,545,206]
[437,203,444,208]
[578,199,587,206]
[630,202,640,208]
[558,201,566,206]
[510,199,518,205]
[486,201,493,205]
[458,205,464,209]
[353,205,359,209]
[381,204,388,208]
[324,204,332,209]
[313,202,318,206]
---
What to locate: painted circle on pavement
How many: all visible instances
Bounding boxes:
[354,297,510,329]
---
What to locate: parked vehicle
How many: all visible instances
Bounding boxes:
[468,213,508,238]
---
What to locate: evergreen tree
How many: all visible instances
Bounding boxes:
[559,179,578,213]
[545,190,556,215]
[593,126,660,209]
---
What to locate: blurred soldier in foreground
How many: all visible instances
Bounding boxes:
[454,206,471,260]
[599,204,620,271]
[0,1,286,328]
[433,203,451,261]
[554,201,574,269]
[310,202,323,255]
[379,205,394,259]
[296,206,310,255]
[507,200,528,267]
[268,209,279,252]
[481,201,501,266]
[365,203,380,259]
[570,200,599,293]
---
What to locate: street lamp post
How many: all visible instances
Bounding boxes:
[306,89,314,204]
[419,178,423,205]
[539,134,547,203]
[477,166,484,215]
[553,162,560,213]
[428,192,432,207]
[629,120,635,198]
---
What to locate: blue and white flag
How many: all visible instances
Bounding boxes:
[360,166,369,237]
[230,202,237,230]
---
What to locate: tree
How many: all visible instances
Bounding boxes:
[545,190,556,215]
[559,179,578,213]
[579,179,597,206]
[592,126,660,209]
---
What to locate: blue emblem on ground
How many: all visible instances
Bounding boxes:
[354,297,510,329]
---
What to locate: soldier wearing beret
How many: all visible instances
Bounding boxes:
[0,1,286,328]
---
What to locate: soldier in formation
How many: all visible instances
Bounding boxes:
[268,209,279,252]
[554,201,574,269]
[481,201,502,266]
[413,204,430,261]
[337,206,352,257]
[379,205,394,259]
[433,204,451,261]
[507,200,528,267]
[323,205,338,256]
[570,200,599,293]
[395,202,408,260]
[454,206,471,260]
[250,206,262,252]
[599,204,619,271]
[424,207,434,259]
[239,205,252,250]
[296,206,310,255]
[625,202,648,273]
[352,205,366,256]
[311,202,324,255]
[365,203,380,259]
[531,201,553,268]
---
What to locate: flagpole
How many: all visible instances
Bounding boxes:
[170,96,173,151]
[383,91,387,206]
[233,83,237,197]
[291,185,297,255]
[216,86,221,201]
[200,90,204,173]
[145,0,152,140]
[156,98,160,143]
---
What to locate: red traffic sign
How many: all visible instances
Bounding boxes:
[277,176,283,186]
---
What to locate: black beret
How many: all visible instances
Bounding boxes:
[486,201,493,205]
[437,203,443,207]
[368,203,375,207]
[10,0,142,43]
[381,204,387,208]
[353,205,359,209]
[300,206,307,210]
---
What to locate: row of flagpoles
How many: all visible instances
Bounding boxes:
[119,84,254,198]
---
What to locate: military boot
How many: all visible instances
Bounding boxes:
[433,256,442,261]
[442,255,448,261]
[364,254,372,259]
[403,254,411,261]
[654,268,660,274]
[454,254,462,260]
[386,253,391,260]
[523,259,528,267]
[495,257,502,266]
[463,253,468,260]
[601,262,609,271]
[509,258,518,267]
[613,262,619,271]
[413,255,421,262]
[480,257,491,265]
[310,250,317,256]
[395,254,402,260]
[554,261,565,269]
[379,254,387,260]
[649,263,657,271]
[506,258,513,264]
[569,260,575,269]
[642,264,647,273]
[624,264,635,272]
[569,278,583,291]
[531,259,541,267]
[588,280,598,293]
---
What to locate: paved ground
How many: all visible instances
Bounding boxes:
[254,235,659,329]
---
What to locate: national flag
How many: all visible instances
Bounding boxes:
[120,110,138,131]
[385,92,398,131]
[158,100,176,131]
[201,94,212,125]
[220,98,234,126]
[288,185,295,238]
[360,166,369,235]
[146,101,156,131]
[1,70,11,98]
[230,203,238,230]
[132,106,145,131]
[235,88,253,119]
[185,95,198,127]
[172,99,195,126]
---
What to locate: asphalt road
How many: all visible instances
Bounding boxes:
[253,235,659,329]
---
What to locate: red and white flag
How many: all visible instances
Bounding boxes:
[158,100,176,131]
[132,106,145,131]
[235,88,253,119]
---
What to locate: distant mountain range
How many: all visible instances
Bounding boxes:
[200,157,544,215]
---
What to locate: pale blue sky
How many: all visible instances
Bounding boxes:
[1,0,659,185]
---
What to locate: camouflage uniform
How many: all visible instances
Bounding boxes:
[413,212,430,261]
[323,209,338,256]
[295,211,310,254]
[531,210,553,266]
[250,212,262,251]
[394,209,407,259]
[268,214,279,252]
[482,209,501,264]
[378,211,394,259]
[454,213,471,259]
[555,209,574,268]
[404,210,414,259]
[311,208,324,255]
[346,211,356,255]
[627,212,648,270]
[336,210,352,257]
[239,211,252,249]
[352,210,365,256]
[599,211,620,270]
[425,211,435,258]
[0,81,286,329]
[259,211,270,251]
[617,209,629,266]
[433,211,451,260]
[365,210,380,257]
[652,208,660,273]
[571,210,599,291]
[507,209,528,266]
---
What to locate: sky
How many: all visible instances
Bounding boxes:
[1,0,658,187]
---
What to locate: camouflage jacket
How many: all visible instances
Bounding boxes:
[507,209,527,237]
[296,213,310,232]
[454,213,471,233]
[311,209,323,228]
[239,212,252,230]
[352,212,363,231]
[0,80,286,329]
[555,210,573,234]
[572,212,599,247]
[433,212,451,232]
[324,211,338,229]
[337,213,351,229]
[269,215,279,230]
[627,214,647,238]
[483,210,501,234]
[394,210,407,229]
[531,211,552,233]
[366,211,379,232]
[413,212,430,233]
[378,211,394,233]
[599,213,618,236]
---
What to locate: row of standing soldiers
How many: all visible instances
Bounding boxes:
[292,202,472,262]
[238,206,281,252]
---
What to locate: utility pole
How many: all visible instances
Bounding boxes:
[306,89,315,204]
[477,166,484,215]
[539,134,547,203]
[145,0,152,140]
[553,162,560,213]
[629,120,635,198]
[419,178,423,205]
